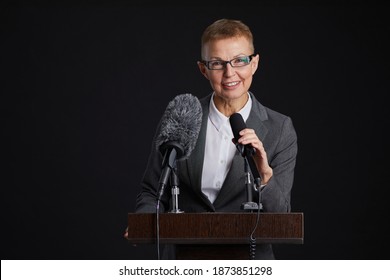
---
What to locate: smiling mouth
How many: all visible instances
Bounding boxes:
[223,81,240,87]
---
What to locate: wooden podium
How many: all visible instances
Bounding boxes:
[127,212,303,259]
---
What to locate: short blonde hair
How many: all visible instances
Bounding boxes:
[201,18,255,58]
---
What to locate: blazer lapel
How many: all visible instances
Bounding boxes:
[212,149,246,207]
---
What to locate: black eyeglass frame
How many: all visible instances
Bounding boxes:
[200,54,257,70]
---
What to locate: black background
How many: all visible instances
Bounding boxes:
[2,2,390,260]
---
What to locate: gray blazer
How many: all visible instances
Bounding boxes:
[135,91,298,259]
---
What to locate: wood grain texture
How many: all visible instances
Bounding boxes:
[127,212,304,244]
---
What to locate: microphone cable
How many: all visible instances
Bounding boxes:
[156,198,162,260]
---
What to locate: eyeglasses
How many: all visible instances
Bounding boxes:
[201,54,256,70]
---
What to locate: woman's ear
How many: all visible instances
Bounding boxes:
[197,61,210,80]
[251,54,260,75]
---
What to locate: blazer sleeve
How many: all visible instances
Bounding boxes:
[134,120,170,213]
[261,116,298,212]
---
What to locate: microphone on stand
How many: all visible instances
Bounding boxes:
[229,113,262,211]
[229,112,262,190]
[155,93,202,203]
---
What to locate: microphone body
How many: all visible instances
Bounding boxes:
[229,113,256,157]
[155,94,202,201]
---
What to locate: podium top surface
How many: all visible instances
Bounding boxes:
[127,212,304,244]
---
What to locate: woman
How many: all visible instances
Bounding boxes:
[130,18,298,260]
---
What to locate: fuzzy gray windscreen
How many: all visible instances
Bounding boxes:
[155,93,202,158]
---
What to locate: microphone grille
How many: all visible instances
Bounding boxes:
[156,93,202,158]
[229,112,246,141]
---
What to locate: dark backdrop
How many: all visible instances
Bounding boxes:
[2,3,389,260]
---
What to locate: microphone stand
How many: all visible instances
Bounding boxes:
[241,157,259,211]
[236,144,260,212]
[170,165,184,213]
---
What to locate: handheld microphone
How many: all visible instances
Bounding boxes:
[155,93,202,201]
[229,113,262,190]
